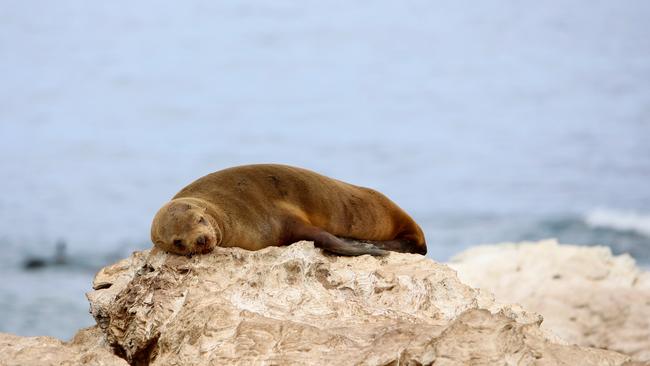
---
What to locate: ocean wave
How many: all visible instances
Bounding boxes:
[585,208,650,237]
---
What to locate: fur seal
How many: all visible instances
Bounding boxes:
[151,164,426,256]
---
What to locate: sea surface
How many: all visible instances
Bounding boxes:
[1,0,649,340]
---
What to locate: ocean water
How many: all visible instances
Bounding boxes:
[1,0,649,340]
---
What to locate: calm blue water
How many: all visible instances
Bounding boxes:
[1,0,649,340]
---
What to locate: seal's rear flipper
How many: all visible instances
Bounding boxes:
[288,222,388,256]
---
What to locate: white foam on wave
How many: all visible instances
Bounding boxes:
[585,208,650,237]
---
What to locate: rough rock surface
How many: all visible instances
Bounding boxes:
[86,241,628,366]
[0,326,128,366]
[449,239,650,363]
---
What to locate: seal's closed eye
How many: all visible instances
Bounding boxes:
[173,239,184,249]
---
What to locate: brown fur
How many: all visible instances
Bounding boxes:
[151,164,426,256]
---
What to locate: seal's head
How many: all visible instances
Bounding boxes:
[151,198,221,255]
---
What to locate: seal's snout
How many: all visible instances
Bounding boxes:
[195,234,214,254]
[196,235,208,247]
[173,239,184,249]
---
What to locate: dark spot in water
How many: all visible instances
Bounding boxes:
[23,258,47,270]
[22,240,68,271]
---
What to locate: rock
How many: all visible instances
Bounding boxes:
[86,241,629,365]
[449,239,650,363]
[0,326,128,366]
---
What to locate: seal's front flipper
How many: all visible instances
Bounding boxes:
[288,222,388,256]
[342,238,426,255]
[322,237,389,257]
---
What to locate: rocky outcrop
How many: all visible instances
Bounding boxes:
[86,241,629,366]
[0,326,128,366]
[449,239,650,363]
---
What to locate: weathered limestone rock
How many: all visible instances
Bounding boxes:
[0,326,128,366]
[86,241,629,365]
[449,239,650,363]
